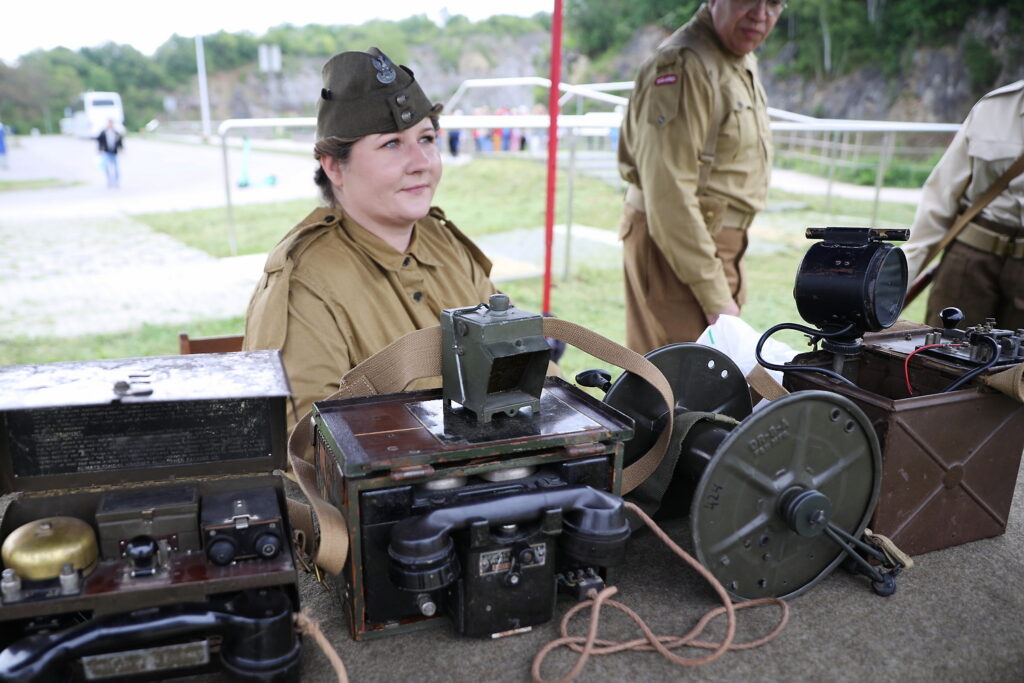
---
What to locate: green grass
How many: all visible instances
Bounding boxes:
[130,158,625,258]
[434,158,625,234]
[1,156,929,370]
[775,152,942,189]
[0,178,77,192]
[0,318,244,366]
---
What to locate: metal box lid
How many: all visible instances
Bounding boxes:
[0,351,291,493]
[312,376,634,479]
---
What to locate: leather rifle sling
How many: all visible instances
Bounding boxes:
[918,151,1024,274]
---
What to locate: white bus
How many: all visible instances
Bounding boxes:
[61,92,124,138]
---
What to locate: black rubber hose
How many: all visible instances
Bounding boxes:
[755,322,859,388]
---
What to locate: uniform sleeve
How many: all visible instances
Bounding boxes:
[629,52,733,315]
[471,253,499,303]
[278,278,353,429]
[901,121,973,283]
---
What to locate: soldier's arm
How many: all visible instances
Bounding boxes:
[278,278,353,430]
[902,121,972,283]
[630,52,734,316]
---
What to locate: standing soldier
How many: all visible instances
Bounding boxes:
[618,0,784,352]
[902,80,1024,331]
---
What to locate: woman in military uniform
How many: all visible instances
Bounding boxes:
[243,48,497,430]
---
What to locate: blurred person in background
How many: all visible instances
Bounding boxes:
[902,80,1024,331]
[448,109,464,157]
[96,119,124,188]
[0,121,8,169]
[617,0,782,351]
[243,48,497,431]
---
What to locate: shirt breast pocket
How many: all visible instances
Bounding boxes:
[967,137,1024,175]
[720,91,756,161]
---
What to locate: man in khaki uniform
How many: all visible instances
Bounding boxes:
[243,49,497,428]
[618,0,781,352]
[902,80,1024,330]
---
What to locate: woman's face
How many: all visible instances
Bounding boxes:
[331,119,442,232]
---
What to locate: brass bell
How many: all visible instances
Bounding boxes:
[1,517,99,581]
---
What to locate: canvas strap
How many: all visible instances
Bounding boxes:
[983,362,1024,403]
[287,319,675,575]
[919,152,1024,273]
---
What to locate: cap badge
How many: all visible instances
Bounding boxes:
[372,54,397,84]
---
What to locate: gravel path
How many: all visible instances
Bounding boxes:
[0,135,315,338]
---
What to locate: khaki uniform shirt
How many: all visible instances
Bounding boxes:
[243,206,497,426]
[618,5,772,315]
[902,80,1024,282]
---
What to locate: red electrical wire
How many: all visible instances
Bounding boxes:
[903,343,947,396]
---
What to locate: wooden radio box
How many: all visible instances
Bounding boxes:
[311,377,634,640]
[0,351,302,682]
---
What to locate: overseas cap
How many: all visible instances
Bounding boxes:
[316,47,435,140]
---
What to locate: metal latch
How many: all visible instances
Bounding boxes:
[389,464,436,481]
[112,373,153,398]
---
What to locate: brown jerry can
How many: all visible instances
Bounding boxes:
[0,351,302,682]
[784,328,1024,557]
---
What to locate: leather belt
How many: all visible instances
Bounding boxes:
[955,220,1024,259]
[971,214,1020,236]
[624,184,755,229]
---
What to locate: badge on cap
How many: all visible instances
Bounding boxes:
[372,53,397,84]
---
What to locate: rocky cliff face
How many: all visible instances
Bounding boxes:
[183,33,551,120]
[174,11,1021,125]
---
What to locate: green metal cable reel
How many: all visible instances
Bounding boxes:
[596,343,888,600]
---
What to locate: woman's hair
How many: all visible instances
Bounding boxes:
[313,104,443,206]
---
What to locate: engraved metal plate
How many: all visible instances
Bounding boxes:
[81,640,210,680]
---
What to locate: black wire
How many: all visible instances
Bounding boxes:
[755,322,859,388]
[943,335,1000,393]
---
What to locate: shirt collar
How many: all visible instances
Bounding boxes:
[338,210,443,270]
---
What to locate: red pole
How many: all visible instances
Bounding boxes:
[542,0,564,315]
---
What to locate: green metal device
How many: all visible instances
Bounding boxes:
[440,294,551,424]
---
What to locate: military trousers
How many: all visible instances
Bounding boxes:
[926,240,1024,331]
[620,204,748,354]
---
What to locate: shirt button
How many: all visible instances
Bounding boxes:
[412,291,422,302]
[402,256,411,267]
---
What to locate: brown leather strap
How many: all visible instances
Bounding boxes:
[287,320,676,574]
[745,364,789,402]
[920,152,1024,273]
[288,424,350,575]
[541,318,675,493]
[696,77,721,201]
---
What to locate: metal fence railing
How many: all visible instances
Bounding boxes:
[208,78,961,256]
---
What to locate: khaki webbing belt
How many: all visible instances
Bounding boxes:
[955,221,1024,259]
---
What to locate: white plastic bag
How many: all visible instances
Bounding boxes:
[695,315,797,407]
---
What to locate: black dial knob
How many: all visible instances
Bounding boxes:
[254,532,282,560]
[124,535,158,570]
[939,307,964,330]
[575,368,613,393]
[207,537,237,566]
